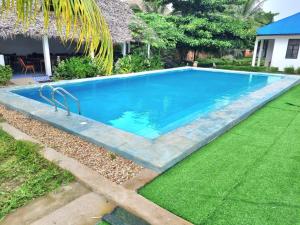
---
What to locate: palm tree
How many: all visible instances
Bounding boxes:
[227,0,275,25]
[242,0,267,18]
[1,0,113,74]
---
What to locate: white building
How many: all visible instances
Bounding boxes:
[252,12,300,71]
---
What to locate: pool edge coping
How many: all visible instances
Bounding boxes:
[0,67,300,172]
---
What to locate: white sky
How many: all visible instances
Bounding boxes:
[263,0,300,20]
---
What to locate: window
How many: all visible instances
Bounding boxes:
[286,39,300,59]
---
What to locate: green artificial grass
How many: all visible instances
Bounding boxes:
[97,221,110,225]
[0,129,74,221]
[139,85,300,225]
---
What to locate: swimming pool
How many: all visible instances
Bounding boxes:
[0,67,299,171]
[13,68,281,139]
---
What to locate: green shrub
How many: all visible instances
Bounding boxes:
[284,67,295,74]
[296,67,300,74]
[197,58,226,67]
[114,52,164,74]
[217,65,267,72]
[268,67,279,73]
[231,57,252,66]
[197,57,253,68]
[0,65,12,85]
[149,55,165,70]
[54,57,102,80]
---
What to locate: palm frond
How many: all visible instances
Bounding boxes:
[1,0,113,74]
[243,0,266,16]
[248,0,267,16]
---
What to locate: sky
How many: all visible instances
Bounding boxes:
[263,0,300,20]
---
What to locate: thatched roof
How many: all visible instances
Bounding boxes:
[0,0,133,43]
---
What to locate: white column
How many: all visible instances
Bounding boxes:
[122,42,127,57]
[90,51,95,59]
[257,39,264,67]
[147,44,151,58]
[0,55,5,66]
[127,42,131,54]
[252,37,259,67]
[42,35,52,76]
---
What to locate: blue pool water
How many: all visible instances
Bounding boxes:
[13,69,282,139]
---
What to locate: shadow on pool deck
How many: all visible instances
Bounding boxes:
[139,85,300,225]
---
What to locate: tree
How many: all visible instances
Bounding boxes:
[171,14,255,51]
[226,0,277,25]
[159,0,274,51]
[1,0,113,74]
[130,0,171,15]
[132,13,184,49]
[133,12,256,63]
[163,0,244,15]
[132,0,275,62]
[253,11,277,25]
[242,0,266,17]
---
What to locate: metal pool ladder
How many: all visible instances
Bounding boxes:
[39,84,81,116]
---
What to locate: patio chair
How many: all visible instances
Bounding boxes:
[18,57,35,75]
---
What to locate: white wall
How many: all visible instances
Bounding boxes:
[268,35,300,71]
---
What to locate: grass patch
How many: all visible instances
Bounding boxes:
[0,129,74,220]
[139,85,300,225]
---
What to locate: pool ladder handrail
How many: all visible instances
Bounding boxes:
[53,87,81,116]
[39,84,81,116]
[39,84,55,106]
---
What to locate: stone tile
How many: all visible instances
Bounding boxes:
[31,192,115,225]
[1,182,90,225]
[122,169,159,191]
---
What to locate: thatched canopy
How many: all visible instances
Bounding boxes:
[0,0,133,43]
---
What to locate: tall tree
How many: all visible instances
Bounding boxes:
[1,0,113,74]
[226,0,277,25]
[242,0,266,17]
[163,0,244,15]
[132,13,184,48]
[133,0,274,60]
[241,0,277,25]
[130,0,171,15]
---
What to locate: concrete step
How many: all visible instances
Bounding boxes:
[102,207,149,225]
[31,192,115,225]
[0,182,89,225]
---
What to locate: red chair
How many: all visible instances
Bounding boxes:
[18,57,35,75]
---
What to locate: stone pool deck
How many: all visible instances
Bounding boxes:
[0,67,299,172]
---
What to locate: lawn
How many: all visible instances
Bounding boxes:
[97,221,110,225]
[139,85,300,225]
[0,128,74,221]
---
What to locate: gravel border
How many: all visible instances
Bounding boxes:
[0,105,142,184]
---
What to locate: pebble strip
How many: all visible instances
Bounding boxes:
[0,105,143,184]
